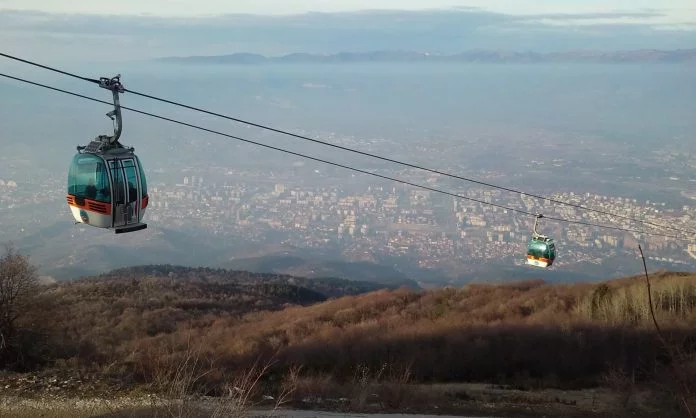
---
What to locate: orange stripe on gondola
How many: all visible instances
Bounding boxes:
[142,194,149,210]
[527,255,550,263]
[66,194,112,215]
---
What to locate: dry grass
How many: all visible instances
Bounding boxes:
[28,270,696,393]
[575,271,696,325]
[3,249,696,416]
[0,383,664,418]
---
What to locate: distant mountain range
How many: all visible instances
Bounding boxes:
[157,48,696,64]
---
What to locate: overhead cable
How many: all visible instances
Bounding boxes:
[1,51,691,237]
[1,71,692,242]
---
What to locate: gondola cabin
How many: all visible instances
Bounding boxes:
[66,74,149,234]
[67,141,148,234]
[526,235,556,268]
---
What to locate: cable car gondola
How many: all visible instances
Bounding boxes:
[66,75,149,234]
[526,214,556,268]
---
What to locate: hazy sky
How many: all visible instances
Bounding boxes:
[0,0,695,21]
[0,1,694,64]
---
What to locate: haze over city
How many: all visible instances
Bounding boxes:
[1,0,696,281]
[1,0,696,415]
[0,1,695,63]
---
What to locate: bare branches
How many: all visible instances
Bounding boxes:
[0,244,40,368]
[638,244,693,418]
[211,355,279,418]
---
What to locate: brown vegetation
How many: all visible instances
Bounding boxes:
[1,246,695,416]
[0,244,55,371]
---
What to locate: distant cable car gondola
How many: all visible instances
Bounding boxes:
[66,75,149,234]
[526,214,556,268]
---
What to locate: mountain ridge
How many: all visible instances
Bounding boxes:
[83,264,396,299]
[157,48,696,64]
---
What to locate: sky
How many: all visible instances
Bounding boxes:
[0,0,695,22]
[0,1,694,64]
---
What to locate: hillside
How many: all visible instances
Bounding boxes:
[162,271,696,385]
[217,255,421,289]
[158,48,696,65]
[91,264,395,299]
[1,254,695,416]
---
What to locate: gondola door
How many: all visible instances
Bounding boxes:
[109,158,140,229]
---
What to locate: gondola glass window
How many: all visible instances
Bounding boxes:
[67,153,111,203]
[122,159,139,201]
[528,238,556,261]
[135,155,147,198]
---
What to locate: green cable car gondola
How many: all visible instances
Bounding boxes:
[66,75,149,234]
[526,214,556,268]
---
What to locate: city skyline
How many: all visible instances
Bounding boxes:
[2,139,694,283]
[1,41,694,283]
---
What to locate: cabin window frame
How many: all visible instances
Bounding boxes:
[134,155,148,197]
[67,153,112,203]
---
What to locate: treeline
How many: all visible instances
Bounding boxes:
[91,264,391,298]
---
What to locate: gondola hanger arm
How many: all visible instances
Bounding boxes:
[98,74,125,144]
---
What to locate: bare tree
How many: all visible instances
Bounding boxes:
[0,244,40,367]
[638,245,693,417]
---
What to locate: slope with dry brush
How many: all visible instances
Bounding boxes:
[1,245,695,417]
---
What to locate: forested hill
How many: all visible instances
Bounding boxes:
[4,250,696,416]
[37,268,696,395]
[86,264,399,300]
